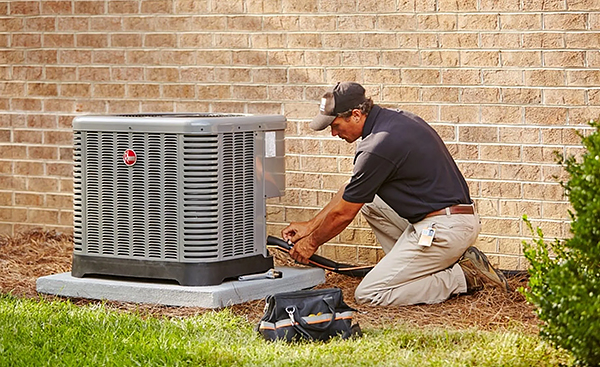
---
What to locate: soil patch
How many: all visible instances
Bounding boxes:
[0,230,538,332]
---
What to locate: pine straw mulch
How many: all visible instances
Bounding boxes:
[0,230,539,333]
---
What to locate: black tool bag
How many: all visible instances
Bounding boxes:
[257,288,361,342]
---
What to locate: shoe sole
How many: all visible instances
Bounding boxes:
[462,247,510,292]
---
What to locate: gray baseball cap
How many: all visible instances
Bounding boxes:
[309,82,367,131]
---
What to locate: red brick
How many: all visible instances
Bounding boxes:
[0,82,25,97]
[525,107,568,125]
[0,176,27,190]
[0,130,9,143]
[24,17,55,31]
[481,33,521,48]
[41,1,73,14]
[440,105,478,123]
[544,13,587,30]
[13,130,43,144]
[15,193,44,206]
[46,66,77,81]
[93,83,125,98]
[92,50,126,65]
[43,33,75,47]
[500,14,541,30]
[12,33,42,48]
[26,50,58,64]
[0,145,27,159]
[111,67,144,81]
[458,14,498,30]
[0,192,12,206]
[342,51,380,67]
[111,33,142,47]
[27,177,59,192]
[108,1,139,13]
[127,50,161,65]
[76,33,108,48]
[73,100,106,113]
[174,0,208,13]
[0,161,13,174]
[179,33,212,48]
[144,33,177,47]
[0,208,27,222]
[141,101,175,113]
[78,67,110,81]
[567,70,600,86]
[146,67,179,82]
[46,194,72,208]
[61,83,91,98]
[59,147,72,161]
[128,84,160,98]
[58,211,74,226]
[46,162,72,177]
[174,101,210,113]
[59,178,73,192]
[57,16,88,31]
[420,51,459,67]
[106,100,139,113]
[27,209,59,224]
[0,50,25,64]
[163,84,196,99]
[74,1,105,14]
[10,1,40,15]
[46,98,77,112]
[43,131,73,145]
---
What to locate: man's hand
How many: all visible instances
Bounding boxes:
[289,236,318,265]
[281,221,311,243]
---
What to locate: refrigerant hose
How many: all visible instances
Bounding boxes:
[267,236,527,279]
[266,236,373,277]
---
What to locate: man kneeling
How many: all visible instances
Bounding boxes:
[282,82,509,306]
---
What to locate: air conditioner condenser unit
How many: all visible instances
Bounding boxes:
[71,113,286,286]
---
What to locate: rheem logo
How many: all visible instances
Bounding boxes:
[122,149,137,166]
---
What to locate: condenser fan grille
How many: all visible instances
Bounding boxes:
[77,131,179,260]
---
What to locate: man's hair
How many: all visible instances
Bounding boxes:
[336,98,374,118]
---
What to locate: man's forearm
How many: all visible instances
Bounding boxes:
[287,190,363,264]
[308,205,357,247]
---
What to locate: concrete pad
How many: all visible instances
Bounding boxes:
[36,266,325,308]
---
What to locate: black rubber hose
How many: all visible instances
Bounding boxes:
[267,236,373,277]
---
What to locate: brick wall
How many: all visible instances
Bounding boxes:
[1,0,599,269]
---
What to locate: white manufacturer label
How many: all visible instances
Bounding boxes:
[265,131,276,158]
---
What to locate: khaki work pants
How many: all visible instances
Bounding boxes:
[355,196,480,306]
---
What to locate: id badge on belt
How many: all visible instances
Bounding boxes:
[418,225,436,247]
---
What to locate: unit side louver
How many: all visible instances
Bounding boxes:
[221,131,256,258]
[182,134,220,259]
[73,132,83,252]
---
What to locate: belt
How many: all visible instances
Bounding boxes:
[425,204,475,218]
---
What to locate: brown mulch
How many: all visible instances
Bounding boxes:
[0,230,539,333]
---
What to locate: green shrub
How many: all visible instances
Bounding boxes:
[522,120,600,366]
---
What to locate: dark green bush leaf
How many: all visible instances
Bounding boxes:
[522,120,600,366]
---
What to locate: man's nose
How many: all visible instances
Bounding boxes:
[331,127,338,137]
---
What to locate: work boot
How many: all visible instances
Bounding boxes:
[458,247,510,293]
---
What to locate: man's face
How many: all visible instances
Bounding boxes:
[329,113,364,143]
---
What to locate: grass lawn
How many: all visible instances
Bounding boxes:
[0,294,571,367]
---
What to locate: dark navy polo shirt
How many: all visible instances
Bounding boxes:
[342,105,471,223]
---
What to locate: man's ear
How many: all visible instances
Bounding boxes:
[352,109,362,121]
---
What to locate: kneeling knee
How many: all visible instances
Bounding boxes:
[354,282,377,305]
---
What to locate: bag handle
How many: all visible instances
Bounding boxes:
[286,295,337,338]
